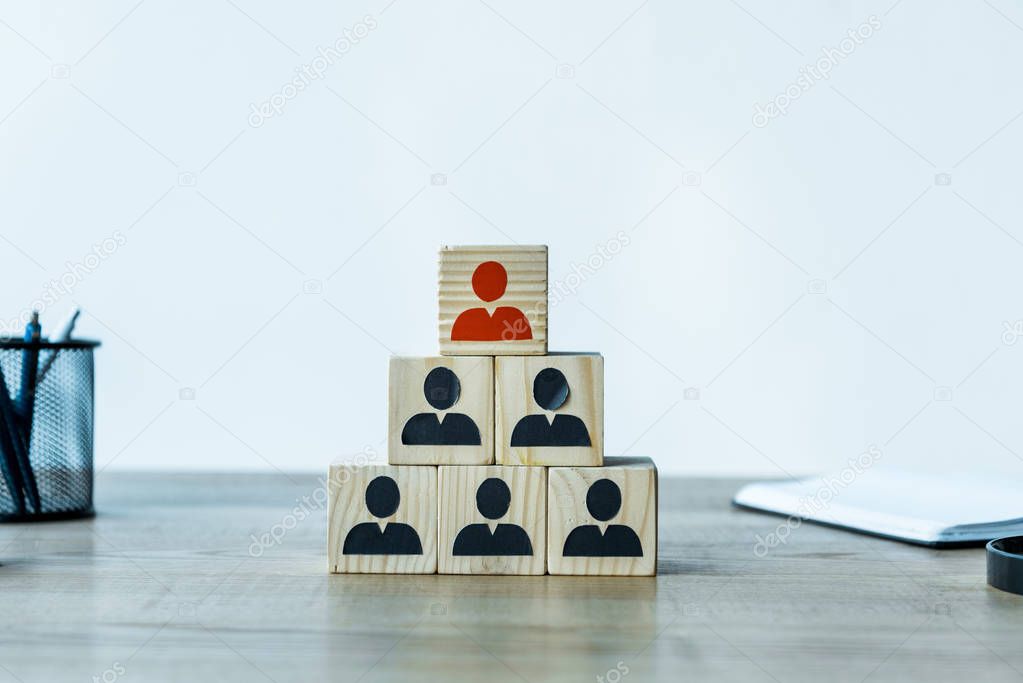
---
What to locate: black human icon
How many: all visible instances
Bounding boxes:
[452,478,533,556]
[510,368,591,447]
[562,479,643,557]
[401,367,482,446]
[342,476,423,555]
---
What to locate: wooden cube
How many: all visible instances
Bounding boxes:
[547,456,657,576]
[438,465,546,575]
[328,463,437,574]
[495,353,603,466]
[438,245,547,356]
[388,356,494,465]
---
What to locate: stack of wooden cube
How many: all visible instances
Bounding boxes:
[328,245,657,576]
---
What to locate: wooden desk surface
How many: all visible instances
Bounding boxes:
[0,473,1020,682]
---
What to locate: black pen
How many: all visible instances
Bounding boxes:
[11,313,41,512]
[0,363,30,514]
[0,409,26,515]
[17,311,41,428]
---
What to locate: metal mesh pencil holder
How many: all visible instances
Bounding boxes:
[0,338,99,521]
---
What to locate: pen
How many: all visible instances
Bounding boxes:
[0,363,33,513]
[11,313,41,513]
[17,311,41,423]
[36,307,80,385]
[0,411,26,516]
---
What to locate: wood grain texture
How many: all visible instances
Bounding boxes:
[2,472,1022,682]
[438,245,547,356]
[495,353,603,466]
[438,465,546,575]
[328,464,437,574]
[548,456,657,576]
[388,356,494,465]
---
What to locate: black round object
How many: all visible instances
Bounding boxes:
[423,367,460,410]
[476,478,511,520]
[988,536,1023,596]
[365,476,400,518]
[586,479,622,521]
[533,368,569,411]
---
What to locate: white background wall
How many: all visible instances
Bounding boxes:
[2,1,1022,478]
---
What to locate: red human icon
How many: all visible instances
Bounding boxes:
[451,261,533,341]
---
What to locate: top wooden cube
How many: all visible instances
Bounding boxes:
[438,245,548,356]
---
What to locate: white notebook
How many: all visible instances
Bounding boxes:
[733,468,1023,547]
